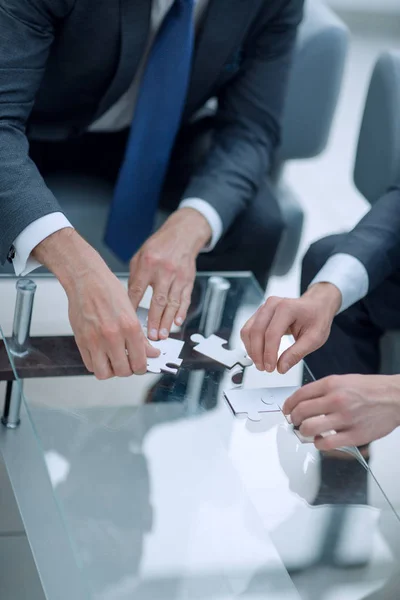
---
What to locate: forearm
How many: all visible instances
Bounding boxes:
[329,187,400,293]
[32,228,108,293]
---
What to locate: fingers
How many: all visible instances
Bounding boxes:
[175,283,193,327]
[240,309,259,358]
[90,349,114,380]
[76,340,94,373]
[125,331,148,376]
[262,306,295,372]
[146,339,161,358]
[106,335,134,378]
[146,275,173,340]
[128,258,150,311]
[158,278,187,338]
[277,332,321,374]
[289,396,334,427]
[314,432,352,452]
[241,298,281,371]
[283,377,334,416]
[299,413,343,439]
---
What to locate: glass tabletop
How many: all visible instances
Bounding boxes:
[1,272,400,600]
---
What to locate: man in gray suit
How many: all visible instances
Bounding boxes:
[0,0,303,379]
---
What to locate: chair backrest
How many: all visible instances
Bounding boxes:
[354,51,400,205]
[276,0,349,163]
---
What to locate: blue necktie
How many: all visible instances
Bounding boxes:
[105,0,195,262]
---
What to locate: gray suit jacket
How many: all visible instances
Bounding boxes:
[0,0,303,263]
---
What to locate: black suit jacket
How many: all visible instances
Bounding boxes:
[330,186,400,292]
[0,0,303,262]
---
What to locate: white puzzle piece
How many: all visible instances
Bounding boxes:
[224,386,299,422]
[224,388,279,422]
[190,334,253,369]
[147,338,184,375]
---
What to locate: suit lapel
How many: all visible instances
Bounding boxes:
[184,0,262,118]
[94,0,151,121]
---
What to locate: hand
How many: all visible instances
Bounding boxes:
[33,229,159,379]
[240,283,342,374]
[128,208,211,340]
[282,374,400,449]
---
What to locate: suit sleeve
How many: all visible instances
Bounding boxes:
[184,0,304,232]
[0,0,73,264]
[329,186,400,293]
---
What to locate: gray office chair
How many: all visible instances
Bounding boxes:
[0,0,349,277]
[271,0,349,275]
[351,50,400,375]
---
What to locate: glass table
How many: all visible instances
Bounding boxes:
[0,272,400,600]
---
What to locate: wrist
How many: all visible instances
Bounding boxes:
[32,228,107,293]
[305,282,342,317]
[168,208,212,253]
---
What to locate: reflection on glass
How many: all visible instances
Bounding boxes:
[1,274,400,599]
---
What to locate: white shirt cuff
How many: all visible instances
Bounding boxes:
[310,253,369,313]
[12,213,73,276]
[179,198,223,252]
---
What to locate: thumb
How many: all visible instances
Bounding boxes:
[146,339,161,358]
[277,333,320,374]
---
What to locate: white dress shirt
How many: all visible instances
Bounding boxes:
[310,253,369,313]
[13,0,223,276]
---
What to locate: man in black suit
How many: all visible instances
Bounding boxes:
[0,0,303,380]
[241,183,400,448]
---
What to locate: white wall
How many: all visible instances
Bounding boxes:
[325,0,400,14]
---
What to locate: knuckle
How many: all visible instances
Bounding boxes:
[154,294,168,308]
[120,314,140,334]
[266,296,280,307]
[163,260,176,274]
[102,325,120,341]
[143,251,158,268]
[168,297,181,309]
[326,375,340,392]
[129,285,144,298]
[132,361,147,375]
[95,370,110,381]
[332,391,348,411]
[115,365,133,378]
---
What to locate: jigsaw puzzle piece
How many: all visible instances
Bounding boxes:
[190,333,253,368]
[260,386,300,410]
[147,338,184,375]
[224,388,280,422]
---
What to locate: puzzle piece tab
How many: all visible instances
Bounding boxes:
[190,334,253,369]
[147,338,184,375]
[224,386,299,422]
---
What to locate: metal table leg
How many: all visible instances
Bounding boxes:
[2,279,37,429]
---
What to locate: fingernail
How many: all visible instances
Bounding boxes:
[149,329,158,339]
[285,414,292,424]
[160,329,168,338]
[265,364,272,372]
[255,363,263,371]
[176,317,183,326]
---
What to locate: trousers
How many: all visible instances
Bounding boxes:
[301,234,400,379]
